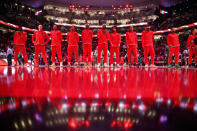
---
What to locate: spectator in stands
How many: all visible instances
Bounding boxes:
[6,45,13,66]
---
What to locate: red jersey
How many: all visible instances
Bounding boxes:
[50,30,62,45]
[67,31,79,45]
[187,34,196,47]
[110,32,121,47]
[167,33,179,46]
[142,30,154,46]
[82,29,93,44]
[126,31,138,46]
[97,29,110,44]
[14,31,27,45]
[32,30,49,45]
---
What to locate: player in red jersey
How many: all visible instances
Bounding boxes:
[142,26,155,67]
[109,26,121,67]
[97,24,111,67]
[193,29,197,67]
[50,25,63,67]
[126,26,138,66]
[32,25,50,66]
[67,26,79,66]
[167,28,180,68]
[187,29,197,67]
[13,26,29,66]
[82,24,93,66]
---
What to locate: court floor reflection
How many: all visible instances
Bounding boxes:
[0,66,197,131]
[0,66,197,98]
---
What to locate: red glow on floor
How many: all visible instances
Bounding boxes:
[0,66,196,99]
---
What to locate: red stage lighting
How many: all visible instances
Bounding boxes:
[68,119,77,129]
[124,121,133,129]
[110,120,116,127]
[85,120,90,127]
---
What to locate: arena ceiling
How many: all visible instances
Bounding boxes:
[18,0,186,8]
